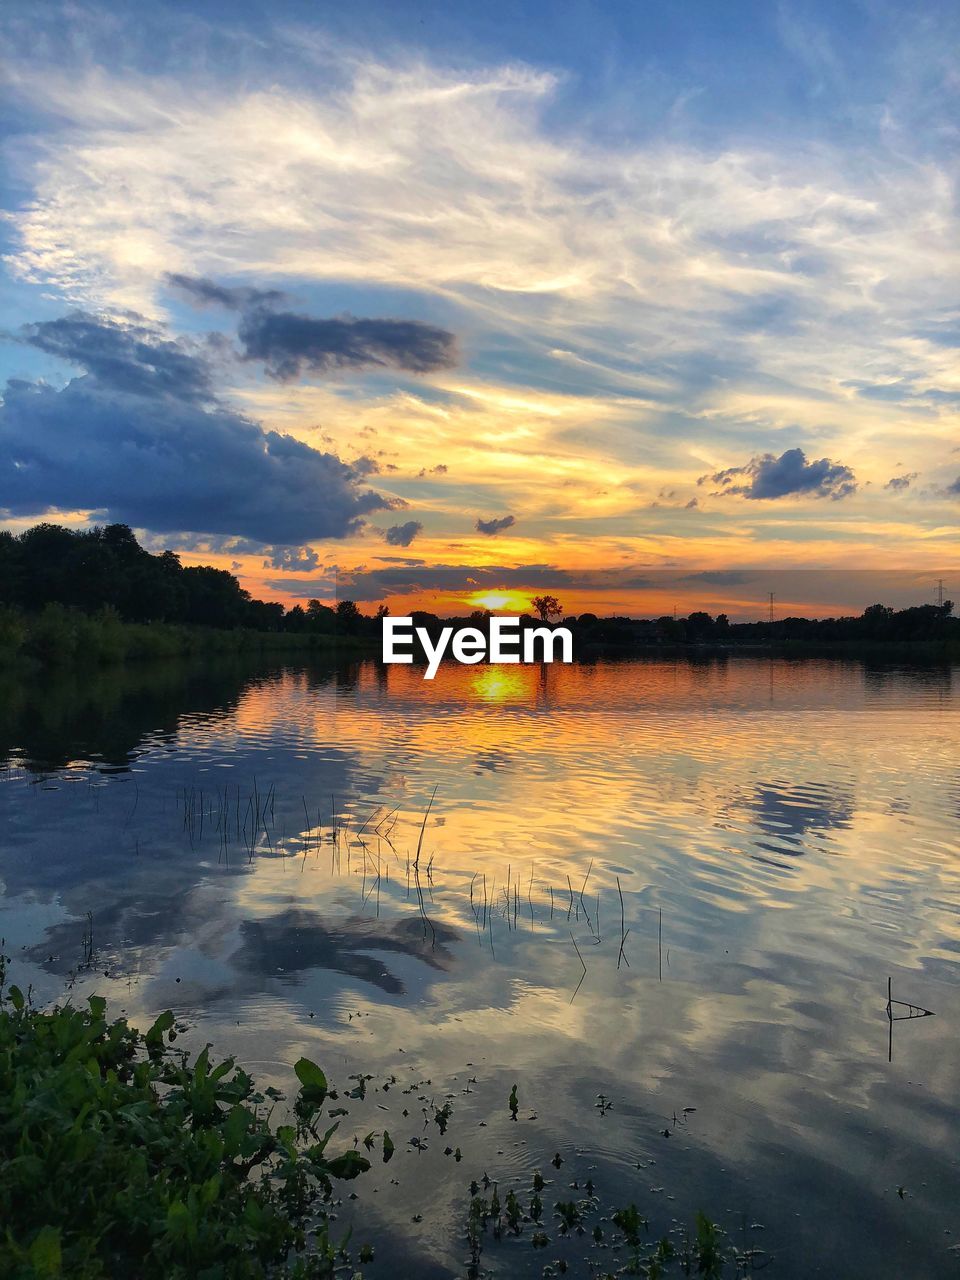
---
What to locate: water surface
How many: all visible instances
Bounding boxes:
[1,656,958,1277]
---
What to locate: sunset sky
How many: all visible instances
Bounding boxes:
[1,0,958,618]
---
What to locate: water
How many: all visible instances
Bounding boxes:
[1,655,958,1277]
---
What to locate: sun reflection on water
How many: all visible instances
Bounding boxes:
[470,665,529,703]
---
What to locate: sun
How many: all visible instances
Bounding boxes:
[466,590,530,613]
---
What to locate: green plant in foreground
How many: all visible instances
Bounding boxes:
[465,1166,763,1278]
[0,956,370,1279]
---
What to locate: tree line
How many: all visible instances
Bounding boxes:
[0,523,954,654]
[0,523,344,633]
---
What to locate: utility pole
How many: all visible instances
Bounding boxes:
[768,591,775,624]
[938,578,944,609]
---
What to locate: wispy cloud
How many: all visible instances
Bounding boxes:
[165,272,287,311]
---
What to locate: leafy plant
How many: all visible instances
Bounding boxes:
[0,960,370,1279]
[462,1157,757,1279]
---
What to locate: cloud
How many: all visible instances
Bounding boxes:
[884,473,917,491]
[2,312,392,542]
[20,311,212,402]
[237,309,457,380]
[475,514,516,535]
[165,272,287,311]
[264,545,322,571]
[271,564,935,610]
[166,274,457,385]
[384,520,423,547]
[682,570,756,586]
[141,532,265,556]
[270,562,596,603]
[703,448,857,501]
[2,33,957,559]
[947,477,960,497]
[350,455,381,476]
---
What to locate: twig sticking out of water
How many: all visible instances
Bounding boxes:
[81,911,94,968]
[570,930,587,1003]
[414,785,438,872]
[616,877,630,970]
[410,789,439,947]
[886,975,934,1062]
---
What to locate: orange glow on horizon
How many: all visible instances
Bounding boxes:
[465,589,532,613]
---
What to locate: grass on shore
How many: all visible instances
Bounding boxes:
[0,605,372,667]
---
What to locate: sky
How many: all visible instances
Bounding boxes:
[1,0,958,618]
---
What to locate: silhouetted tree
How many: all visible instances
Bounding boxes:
[531,595,563,622]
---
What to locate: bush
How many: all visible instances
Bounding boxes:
[0,958,371,1279]
[0,608,27,663]
[27,604,80,663]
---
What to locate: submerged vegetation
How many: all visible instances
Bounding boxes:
[465,1166,762,1278]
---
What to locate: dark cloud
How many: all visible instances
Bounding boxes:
[21,312,212,402]
[269,563,653,603]
[703,448,856,500]
[273,565,960,611]
[384,520,423,547]
[2,312,392,543]
[418,463,448,477]
[947,476,960,496]
[238,309,457,380]
[1,377,390,542]
[165,273,287,311]
[884,473,917,491]
[264,546,321,572]
[351,455,381,477]
[682,571,755,586]
[475,514,516,536]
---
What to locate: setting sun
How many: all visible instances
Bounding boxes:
[466,590,531,613]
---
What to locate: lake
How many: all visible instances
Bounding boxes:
[1,654,958,1277]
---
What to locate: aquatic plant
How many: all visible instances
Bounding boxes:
[462,1165,765,1278]
[0,953,371,1279]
